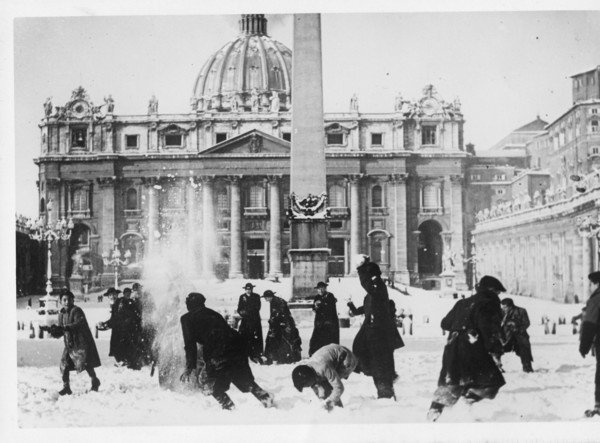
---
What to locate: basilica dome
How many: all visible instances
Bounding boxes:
[192,14,292,113]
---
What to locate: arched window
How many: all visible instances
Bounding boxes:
[39,198,46,213]
[372,185,383,207]
[121,234,144,264]
[328,184,346,207]
[248,184,265,207]
[126,188,138,210]
[72,188,88,211]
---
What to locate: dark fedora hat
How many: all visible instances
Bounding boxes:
[262,290,276,298]
[243,282,255,290]
[478,275,506,292]
[588,271,600,284]
[314,281,328,289]
[104,287,121,296]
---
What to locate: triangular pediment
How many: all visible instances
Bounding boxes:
[201,129,290,155]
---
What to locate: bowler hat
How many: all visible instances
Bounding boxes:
[185,292,206,311]
[501,297,514,307]
[123,288,132,295]
[132,283,141,291]
[262,290,276,298]
[315,281,328,289]
[588,271,600,284]
[292,365,317,392]
[243,283,255,290]
[478,275,506,292]
[104,287,121,296]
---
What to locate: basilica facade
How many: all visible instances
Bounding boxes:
[34,15,470,290]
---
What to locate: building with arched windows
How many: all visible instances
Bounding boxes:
[34,14,474,291]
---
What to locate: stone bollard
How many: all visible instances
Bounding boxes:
[409,322,413,336]
[95,326,99,339]
[572,324,578,335]
[29,322,35,339]
[38,326,44,339]
[551,322,556,335]
[17,321,20,331]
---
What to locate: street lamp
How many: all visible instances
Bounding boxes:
[27,200,74,299]
[102,238,131,288]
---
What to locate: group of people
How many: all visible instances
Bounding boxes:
[45,255,600,419]
[96,283,156,370]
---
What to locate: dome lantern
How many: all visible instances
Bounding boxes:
[239,14,268,35]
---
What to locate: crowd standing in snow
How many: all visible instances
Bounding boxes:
[40,254,600,419]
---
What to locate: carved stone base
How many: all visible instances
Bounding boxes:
[288,248,330,301]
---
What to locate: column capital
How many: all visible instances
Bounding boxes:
[198,175,216,184]
[96,176,118,187]
[140,176,160,186]
[449,174,464,184]
[388,173,408,184]
[346,173,364,184]
[225,174,243,184]
[267,174,283,184]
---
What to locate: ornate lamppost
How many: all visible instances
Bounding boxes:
[27,200,74,299]
[102,238,131,288]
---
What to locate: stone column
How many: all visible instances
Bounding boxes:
[409,230,421,284]
[186,180,198,275]
[349,175,362,270]
[146,181,159,255]
[268,176,282,279]
[390,174,409,284]
[582,234,591,297]
[201,177,216,280]
[344,238,350,275]
[450,174,466,284]
[228,176,243,278]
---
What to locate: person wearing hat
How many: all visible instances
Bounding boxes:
[348,255,404,400]
[427,275,506,422]
[237,283,264,362]
[262,290,302,364]
[179,292,274,410]
[48,291,101,395]
[292,343,358,411]
[308,282,340,356]
[500,297,534,373]
[580,271,600,417]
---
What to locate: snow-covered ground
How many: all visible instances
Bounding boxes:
[15,278,600,429]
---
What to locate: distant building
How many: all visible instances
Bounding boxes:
[16,215,45,296]
[473,66,600,301]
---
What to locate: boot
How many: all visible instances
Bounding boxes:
[522,362,534,373]
[58,384,72,396]
[427,401,444,422]
[91,377,101,392]
[584,403,600,417]
[464,390,483,404]
[250,383,274,408]
[213,392,235,410]
[375,379,395,400]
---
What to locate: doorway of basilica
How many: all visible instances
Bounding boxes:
[246,238,265,279]
[418,220,443,278]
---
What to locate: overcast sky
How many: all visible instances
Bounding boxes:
[12,9,600,217]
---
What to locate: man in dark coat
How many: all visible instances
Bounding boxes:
[501,297,534,372]
[179,292,274,410]
[262,290,302,364]
[348,255,404,399]
[48,291,101,395]
[580,271,600,417]
[427,275,506,422]
[237,282,263,362]
[133,282,156,367]
[309,282,340,356]
[97,287,140,368]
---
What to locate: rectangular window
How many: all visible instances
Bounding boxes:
[371,133,383,146]
[71,129,86,148]
[282,132,291,142]
[248,185,264,207]
[328,221,343,230]
[422,126,436,145]
[592,108,599,114]
[215,132,228,143]
[125,135,139,149]
[592,121,599,133]
[327,133,344,145]
[165,134,183,147]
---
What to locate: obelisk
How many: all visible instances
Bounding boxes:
[288,13,330,301]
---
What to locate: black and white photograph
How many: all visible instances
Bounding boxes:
[3,0,600,441]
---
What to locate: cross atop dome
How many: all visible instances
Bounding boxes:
[239,14,268,35]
